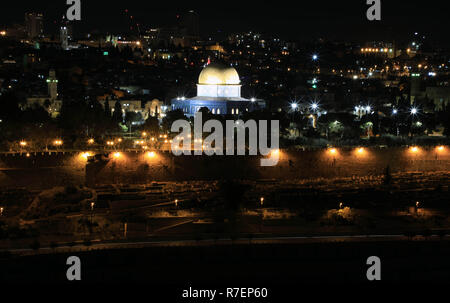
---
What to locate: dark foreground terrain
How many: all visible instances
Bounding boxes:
[1,238,449,286]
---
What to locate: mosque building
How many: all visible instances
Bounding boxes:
[171,62,265,116]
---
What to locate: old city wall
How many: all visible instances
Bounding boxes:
[1,147,448,189]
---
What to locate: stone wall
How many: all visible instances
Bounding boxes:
[1,147,449,189]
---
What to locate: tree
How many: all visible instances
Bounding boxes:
[443,106,450,137]
[142,116,160,136]
[125,111,142,130]
[112,101,123,124]
[104,100,111,118]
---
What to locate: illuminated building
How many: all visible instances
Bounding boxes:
[171,62,265,116]
[23,69,62,118]
[101,99,164,121]
[25,12,44,39]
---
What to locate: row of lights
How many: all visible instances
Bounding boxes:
[328,146,447,155]
[361,48,393,53]
[19,140,63,147]
[110,151,157,159]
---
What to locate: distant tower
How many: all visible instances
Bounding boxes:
[410,72,421,104]
[60,15,73,50]
[180,10,200,39]
[60,26,69,50]
[24,12,44,38]
[47,70,58,100]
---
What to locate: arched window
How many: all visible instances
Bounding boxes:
[231,109,235,115]
[236,108,239,115]
[212,108,215,114]
[217,109,221,114]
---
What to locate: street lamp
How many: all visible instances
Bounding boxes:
[260,197,265,206]
[410,107,418,115]
[312,54,318,61]
[392,109,398,115]
[0,207,4,216]
[310,102,319,112]
[90,202,95,227]
[290,103,298,111]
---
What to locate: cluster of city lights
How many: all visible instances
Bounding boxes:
[355,105,372,112]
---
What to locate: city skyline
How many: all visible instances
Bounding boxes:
[0,1,449,44]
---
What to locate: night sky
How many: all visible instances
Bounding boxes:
[1,0,448,44]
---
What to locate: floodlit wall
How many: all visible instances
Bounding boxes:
[0,147,449,188]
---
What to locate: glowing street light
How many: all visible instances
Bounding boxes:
[90,202,95,211]
[310,102,319,111]
[357,147,365,154]
[53,140,63,146]
[392,109,398,115]
[410,146,419,153]
[175,199,179,207]
[20,141,27,147]
[260,197,265,206]
[436,146,445,152]
[329,148,337,155]
[81,152,91,160]
[113,152,121,158]
[147,151,156,158]
[312,54,318,61]
[270,149,280,158]
[0,207,3,216]
[88,138,95,144]
[410,107,418,115]
[291,103,298,110]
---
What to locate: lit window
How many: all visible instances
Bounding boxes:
[232,109,235,115]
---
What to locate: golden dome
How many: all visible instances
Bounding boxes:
[198,63,240,85]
